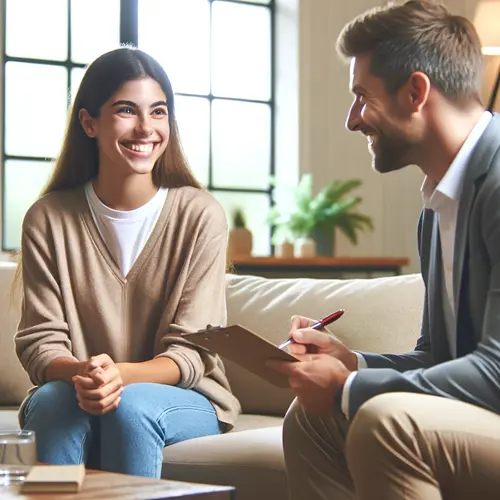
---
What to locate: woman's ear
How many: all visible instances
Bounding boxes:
[79,109,97,138]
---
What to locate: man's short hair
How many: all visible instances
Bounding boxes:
[337,0,484,104]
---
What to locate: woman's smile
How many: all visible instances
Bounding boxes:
[119,141,161,159]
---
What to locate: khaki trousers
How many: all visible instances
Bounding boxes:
[283,393,500,500]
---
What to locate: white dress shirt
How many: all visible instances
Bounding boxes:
[340,111,492,418]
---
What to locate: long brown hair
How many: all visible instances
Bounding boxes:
[13,47,201,299]
[336,0,484,105]
[43,46,200,193]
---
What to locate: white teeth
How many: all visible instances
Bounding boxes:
[127,143,154,153]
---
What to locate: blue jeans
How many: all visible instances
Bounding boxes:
[23,381,222,477]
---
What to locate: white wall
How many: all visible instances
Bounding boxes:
[293,0,496,273]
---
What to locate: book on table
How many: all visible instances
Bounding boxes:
[21,464,86,493]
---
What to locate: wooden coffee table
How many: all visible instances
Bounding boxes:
[1,469,235,499]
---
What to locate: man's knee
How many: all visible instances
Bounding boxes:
[283,398,320,446]
[345,393,422,464]
[283,398,347,454]
[283,398,302,441]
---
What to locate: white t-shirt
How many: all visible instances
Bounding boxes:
[84,182,168,277]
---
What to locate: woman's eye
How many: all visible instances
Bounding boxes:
[117,107,135,115]
[152,108,168,116]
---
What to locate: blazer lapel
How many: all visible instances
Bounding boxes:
[453,177,475,315]
[427,214,450,360]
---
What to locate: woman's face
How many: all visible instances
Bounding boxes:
[79,77,170,178]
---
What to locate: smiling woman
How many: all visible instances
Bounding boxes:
[12,47,241,479]
[43,48,201,196]
[78,77,173,202]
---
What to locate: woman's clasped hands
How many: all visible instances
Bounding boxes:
[72,354,124,415]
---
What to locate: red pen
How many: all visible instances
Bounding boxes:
[278,309,345,350]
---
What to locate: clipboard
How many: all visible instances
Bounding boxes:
[181,325,298,388]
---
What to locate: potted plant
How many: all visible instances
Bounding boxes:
[267,174,373,257]
[228,208,253,258]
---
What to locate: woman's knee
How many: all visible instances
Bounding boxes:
[24,381,79,424]
[27,381,77,411]
[103,383,210,428]
[104,383,158,424]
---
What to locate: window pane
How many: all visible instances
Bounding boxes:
[212,100,271,190]
[212,2,271,100]
[71,67,86,104]
[6,62,68,158]
[175,96,210,186]
[213,191,270,256]
[71,0,120,64]
[4,160,54,250]
[6,0,68,61]
[138,0,210,94]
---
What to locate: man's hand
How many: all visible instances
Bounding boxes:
[72,354,124,415]
[268,353,351,414]
[285,315,358,371]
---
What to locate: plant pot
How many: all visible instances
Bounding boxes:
[295,237,316,258]
[311,225,335,257]
[275,240,294,258]
[228,228,253,258]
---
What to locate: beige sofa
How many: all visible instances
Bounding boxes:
[0,261,423,500]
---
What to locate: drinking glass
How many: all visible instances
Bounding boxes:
[0,430,36,485]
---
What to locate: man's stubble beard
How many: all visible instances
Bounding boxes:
[371,134,413,174]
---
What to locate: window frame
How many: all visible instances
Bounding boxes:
[0,0,275,251]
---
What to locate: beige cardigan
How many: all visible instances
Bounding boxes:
[15,185,241,428]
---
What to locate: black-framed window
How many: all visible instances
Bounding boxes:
[1,0,274,253]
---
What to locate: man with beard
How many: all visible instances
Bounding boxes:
[268,1,500,499]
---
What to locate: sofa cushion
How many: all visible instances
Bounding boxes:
[225,272,424,415]
[0,407,20,431]
[229,413,282,432]
[162,425,286,500]
[0,262,32,405]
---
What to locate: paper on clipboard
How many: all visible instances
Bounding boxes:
[181,325,298,388]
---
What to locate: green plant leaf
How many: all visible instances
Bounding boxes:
[287,211,316,238]
[310,179,362,212]
[335,217,358,245]
[267,174,373,247]
[311,179,361,207]
[266,205,282,224]
[294,174,313,212]
[346,212,374,230]
[327,179,363,200]
[315,198,362,222]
